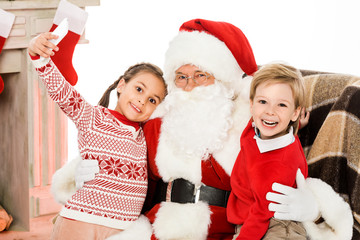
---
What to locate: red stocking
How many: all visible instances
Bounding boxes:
[0,9,15,94]
[49,0,88,86]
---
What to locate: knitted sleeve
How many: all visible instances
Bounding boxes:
[31,57,92,131]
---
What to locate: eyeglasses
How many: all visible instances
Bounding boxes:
[174,72,211,88]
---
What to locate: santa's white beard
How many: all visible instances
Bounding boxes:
[160,83,234,159]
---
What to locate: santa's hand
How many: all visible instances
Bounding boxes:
[266,169,320,222]
[75,159,99,189]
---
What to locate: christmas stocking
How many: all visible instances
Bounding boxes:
[50,0,88,86]
[0,9,15,94]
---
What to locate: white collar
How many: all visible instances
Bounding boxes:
[252,122,295,153]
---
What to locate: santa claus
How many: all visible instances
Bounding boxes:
[52,19,353,240]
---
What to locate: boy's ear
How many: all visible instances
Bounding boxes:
[292,106,302,121]
[116,78,126,94]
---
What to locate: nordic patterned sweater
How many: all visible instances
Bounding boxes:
[32,58,148,229]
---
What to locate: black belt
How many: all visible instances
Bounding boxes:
[155,178,230,208]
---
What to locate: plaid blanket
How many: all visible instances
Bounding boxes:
[298,71,360,238]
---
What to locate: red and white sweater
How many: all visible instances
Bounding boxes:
[32,58,147,229]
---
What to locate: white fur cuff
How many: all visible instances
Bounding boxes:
[153,201,211,240]
[54,0,88,35]
[105,215,152,240]
[303,178,353,240]
[0,9,15,38]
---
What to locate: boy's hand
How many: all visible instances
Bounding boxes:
[28,32,59,58]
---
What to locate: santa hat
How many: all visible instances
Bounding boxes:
[164,19,257,94]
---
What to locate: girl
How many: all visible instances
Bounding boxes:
[227,63,308,239]
[28,32,167,239]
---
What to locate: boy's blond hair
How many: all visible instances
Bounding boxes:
[249,63,306,135]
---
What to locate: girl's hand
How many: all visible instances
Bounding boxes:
[28,32,59,58]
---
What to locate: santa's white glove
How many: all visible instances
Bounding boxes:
[266,169,320,222]
[75,159,99,189]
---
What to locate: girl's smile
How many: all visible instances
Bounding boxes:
[130,102,141,113]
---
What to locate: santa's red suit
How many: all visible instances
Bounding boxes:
[143,118,236,239]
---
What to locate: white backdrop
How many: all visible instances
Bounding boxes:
[68,0,360,161]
